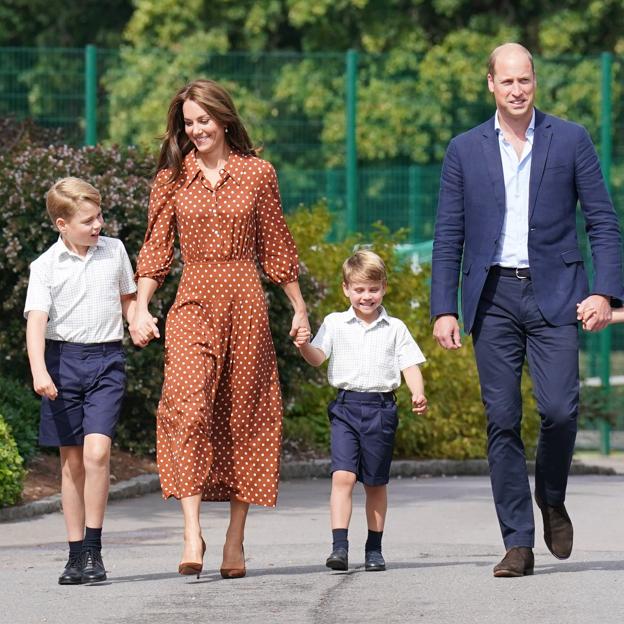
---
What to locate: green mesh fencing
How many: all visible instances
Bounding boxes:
[2,46,624,433]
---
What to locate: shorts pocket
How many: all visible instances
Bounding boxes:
[379,404,399,435]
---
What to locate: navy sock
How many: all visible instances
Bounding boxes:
[84,527,102,551]
[332,528,349,552]
[365,530,383,552]
[69,540,83,556]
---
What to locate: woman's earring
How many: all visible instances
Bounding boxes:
[225,127,229,133]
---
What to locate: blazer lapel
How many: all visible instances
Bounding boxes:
[529,110,553,221]
[480,119,506,217]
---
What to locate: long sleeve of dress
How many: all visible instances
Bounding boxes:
[135,169,178,287]
[254,161,300,285]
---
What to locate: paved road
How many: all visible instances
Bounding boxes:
[2,475,624,623]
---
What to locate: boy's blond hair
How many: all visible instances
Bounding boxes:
[342,249,387,285]
[45,177,101,224]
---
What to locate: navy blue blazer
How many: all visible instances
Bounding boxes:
[431,109,623,334]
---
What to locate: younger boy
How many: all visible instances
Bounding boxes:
[294,250,427,571]
[24,177,137,584]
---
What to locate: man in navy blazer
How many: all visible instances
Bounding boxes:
[431,43,622,577]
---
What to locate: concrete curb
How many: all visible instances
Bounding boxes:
[279,458,618,479]
[0,473,162,523]
[0,459,616,523]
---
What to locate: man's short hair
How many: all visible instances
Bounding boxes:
[342,249,387,285]
[45,177,101,224]
[487,43,535,77]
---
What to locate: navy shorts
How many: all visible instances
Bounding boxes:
[39,340,126,447]
[328,389,398,486]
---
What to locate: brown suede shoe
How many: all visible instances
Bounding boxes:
[535,493,573,560]
[493,547,534,577]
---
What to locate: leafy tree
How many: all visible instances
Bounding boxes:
[106,1,624,171]
[0,0,133,47]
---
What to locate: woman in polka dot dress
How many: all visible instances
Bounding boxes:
[130,79,310,578]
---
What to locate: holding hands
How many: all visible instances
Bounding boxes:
[293,326,311,348]
[129,307,160,348]
[576,295,612,332]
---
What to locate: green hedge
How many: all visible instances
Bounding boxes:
[287,205,540,459]
[0,132,538,460]
[0,376,40,462]
[0,415,25,507]
[0,137,322,455]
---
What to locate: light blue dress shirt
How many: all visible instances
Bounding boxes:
[492,109,535,268]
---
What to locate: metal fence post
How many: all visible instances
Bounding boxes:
[408,165,423,243]
[345,49,358,233]
[598,51,614,455]
[85,44,97,146]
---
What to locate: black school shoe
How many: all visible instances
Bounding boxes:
[58,552,84,585]
[325,548,348,571]
[81,547,107,583]
[364,550,386,572]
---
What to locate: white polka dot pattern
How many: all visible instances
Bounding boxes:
[135,151,299,507]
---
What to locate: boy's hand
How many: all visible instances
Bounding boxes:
[33,369,58,400]
[129,308,160,347]
[293,327,311,348]
[411,393,428,414]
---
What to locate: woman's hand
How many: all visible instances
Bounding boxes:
[129,307,160,348]
[289,309,310,340]
[293,326,311,348]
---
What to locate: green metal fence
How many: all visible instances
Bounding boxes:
[2,46,624,447]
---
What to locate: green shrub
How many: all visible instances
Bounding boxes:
[0,415,25,507]
[0,136,539,460]
[0,139,323,455]
[287,203,540,459]
[0,376,40,462]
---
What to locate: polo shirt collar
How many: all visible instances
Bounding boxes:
[55,235,105,260]
[345,305,389,327]
[183,149,247,188]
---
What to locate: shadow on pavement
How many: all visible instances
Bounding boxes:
[536,559,624,575]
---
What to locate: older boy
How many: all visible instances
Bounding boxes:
[24,177,136,584]
[295,250,427,572]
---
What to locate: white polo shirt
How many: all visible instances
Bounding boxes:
[311,306,426,392]
[24,236,137,343]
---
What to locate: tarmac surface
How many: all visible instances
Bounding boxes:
[2,474,624,624]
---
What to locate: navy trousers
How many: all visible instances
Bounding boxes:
[472,272,578,549]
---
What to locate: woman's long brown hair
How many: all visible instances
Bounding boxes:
[156,79,257,183]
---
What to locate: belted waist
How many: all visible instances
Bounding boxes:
[336,389,396,404]
[45,340,123,355]
[490,265,531,279]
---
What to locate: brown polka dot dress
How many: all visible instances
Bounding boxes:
[136,151,299,507]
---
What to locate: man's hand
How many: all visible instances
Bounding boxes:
[433,314,462,349]
[577,295,612,332]
[412,393,428,414]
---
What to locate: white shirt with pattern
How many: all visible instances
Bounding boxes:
[24,236,137,343]
[311,306,426,392]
